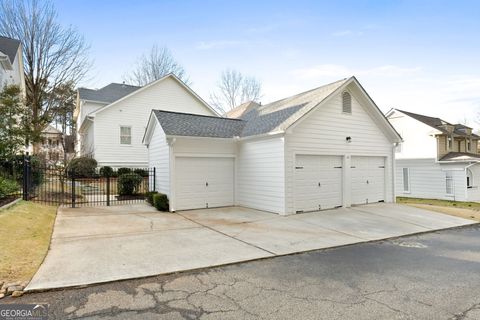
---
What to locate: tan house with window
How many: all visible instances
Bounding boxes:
[386,109,480,202]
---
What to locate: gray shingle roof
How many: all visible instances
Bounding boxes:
[0,36,21,63]
[439,152,480,162]
[153,110,245,138]
[78,83,141,103]
[397,109,479,138]
[152,78,349,138]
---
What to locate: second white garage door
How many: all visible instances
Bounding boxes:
[175,157,234,211]
[351,156,385,205]
[294,155,343,212]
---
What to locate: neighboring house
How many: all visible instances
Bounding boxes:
[143,76,402,215]
[0,35,25,91]
[74,74,218,167]
[24,125,75,163]
[386,109,480,202]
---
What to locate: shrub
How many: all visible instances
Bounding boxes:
[117,173,142,196]
[99,166,113,177]
[0,177,19,198]
[117,167,132,176]
[133,168,148,177]
[145,191,158,205]
[0,155,43,185]
[68,157,97,178]
[153,193,169,211]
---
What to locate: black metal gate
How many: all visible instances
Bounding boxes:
[20,156,156,207]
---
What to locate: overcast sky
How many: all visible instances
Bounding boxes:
[54,0,480,128]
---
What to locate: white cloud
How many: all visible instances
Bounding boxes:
[196,40,246,50]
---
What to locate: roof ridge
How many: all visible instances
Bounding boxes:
[261,77,348,108]
[154,109,245,122]
[396,109,450,124]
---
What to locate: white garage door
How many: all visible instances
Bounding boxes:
[351,156,385,205]
[175,157,234,211]
[294,155,343,213]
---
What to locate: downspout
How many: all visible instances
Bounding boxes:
[392,143,399,203]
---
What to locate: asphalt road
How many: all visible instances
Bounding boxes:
[3,224,480,320]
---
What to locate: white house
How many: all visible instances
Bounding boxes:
[74,74,218,167]
[0,35,25,92]
[386,109,480,202]
[143,76,402,215]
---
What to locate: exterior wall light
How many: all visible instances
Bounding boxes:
[346,136,352,143]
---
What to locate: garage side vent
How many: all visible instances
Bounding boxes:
[342,91,352,114]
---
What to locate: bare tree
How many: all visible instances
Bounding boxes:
[125,45,189,86]
[210,69,262,113]
[0,0,90,151]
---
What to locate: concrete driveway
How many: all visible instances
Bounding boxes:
[26,203,475,291]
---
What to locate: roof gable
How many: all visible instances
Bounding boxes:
[144,77,402,143]
[90,73,219,117]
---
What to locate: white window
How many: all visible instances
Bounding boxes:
[447,136,453,150]
[467,169,473,188]
[120,126,132,145]
[402,168,410,192]
[467,139,471,152]
[445,171,454,195]
[342,91,352,114]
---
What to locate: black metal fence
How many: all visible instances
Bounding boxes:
[1,156,156,207]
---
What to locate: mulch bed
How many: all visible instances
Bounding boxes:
[0,196,20,208]
[116,194,146,201]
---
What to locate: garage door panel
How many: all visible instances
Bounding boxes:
[351,156,385,205]
[175,157,234,211]
[294,155,343,212]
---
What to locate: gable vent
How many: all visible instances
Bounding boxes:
[342,91,352,114]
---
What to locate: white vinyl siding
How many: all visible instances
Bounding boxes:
[92,77,217,167]
[402,168,410,192]
[120,126,132,145]
[387,110,439,160]
[147,122,170,196]
[285,87,394,214]
[395,159,468,201]
[236,137,285,214]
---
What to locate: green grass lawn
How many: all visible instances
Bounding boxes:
[0,201,57,283]
[397,197,480,222]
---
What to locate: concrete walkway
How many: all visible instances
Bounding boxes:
[26,203,476,291]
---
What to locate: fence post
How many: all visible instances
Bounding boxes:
[22,154,28,200]
[71,170,76,208]
[106,174,110,206]
[153,167,156,192]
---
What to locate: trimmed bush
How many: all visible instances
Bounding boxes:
[117,173,142,196]
[117,167,132,176]
[68,157,97,178]
[153,193,169,211]
[0,177,19,198]
[145,191,158,205]
[99,166,113,177]
[133,168,148,177]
